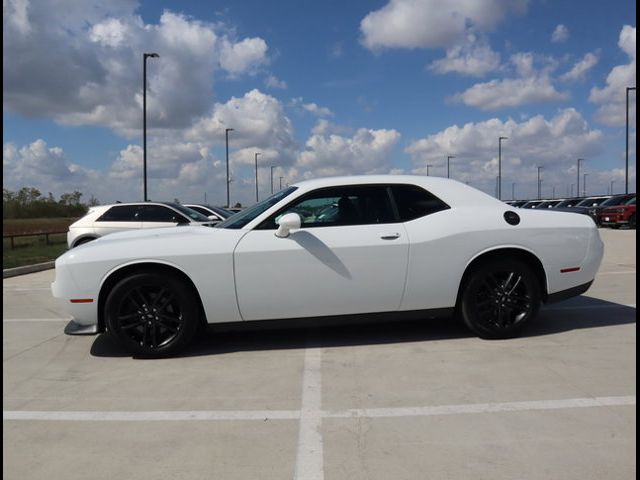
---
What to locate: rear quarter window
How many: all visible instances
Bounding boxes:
[96,206,140,222]
[391,185,449,221]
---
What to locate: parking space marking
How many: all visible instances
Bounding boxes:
[3,318,70,323]
[4,395,634,422]
[598,270,636,275]
[324,396,636,419]
[294,347,324,480]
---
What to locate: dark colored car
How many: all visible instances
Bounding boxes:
[554,197,585,208]
[521,200,545,209]
[535,200,563,209]
[553,195,633,225]
[600,197,636,229]
[506,200,529,207]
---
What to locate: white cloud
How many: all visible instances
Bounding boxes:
[406,108,605,196]
[3,2,270,136]
[294,122,401,178]
[429,37,501,76]
[589,25,636,126]
[265,74,287,89]
[560,52,599,82]
[290,97,334,117]
[218,37,268,76]
[360,0,528,50]
[551,24,569,43]
[451,53,568,110]
[187,89,298,165]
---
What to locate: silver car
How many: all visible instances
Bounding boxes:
[67,202,216,248]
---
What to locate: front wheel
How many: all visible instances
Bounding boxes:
[460,259,541,339]
[105,272,200,357]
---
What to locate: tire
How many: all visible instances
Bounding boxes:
[460,259,541,339]
[629,214,636,229]
[105,272,200,357]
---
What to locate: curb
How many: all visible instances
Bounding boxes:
[3,261,55,279]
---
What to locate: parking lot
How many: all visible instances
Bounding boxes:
[3,228,636,480]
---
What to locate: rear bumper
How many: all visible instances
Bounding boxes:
[546,281,593,304]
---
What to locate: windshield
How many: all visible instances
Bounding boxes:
[600,195,631,207]
[555,198,582,207]
[209,206,234,218]
[577,197,608,207]
[626,197,636,205]
[216,187,298,229]
[167,203,211,222]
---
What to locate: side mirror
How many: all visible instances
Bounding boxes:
[275,213,301,238]
[207,215,219,221]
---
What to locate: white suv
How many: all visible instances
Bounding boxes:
[67,202,216,248]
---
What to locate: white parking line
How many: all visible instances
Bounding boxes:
[294,348,324,480]
[4,395,634,422]
[3,318,70,323]
[598,270,636,276]
[543,303,635,311]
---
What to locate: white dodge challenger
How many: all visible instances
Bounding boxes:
[52,175,604,357]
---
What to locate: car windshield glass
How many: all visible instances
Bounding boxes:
[577,197,607,207]
[166,203,210,222]
[600,196,627,207]
[626,197,636,205]
[216,187,298,229]
[209,206,234,218]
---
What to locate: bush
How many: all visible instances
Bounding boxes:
[3,187,93,219]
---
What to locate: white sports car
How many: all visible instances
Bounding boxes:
[52,175,604,357]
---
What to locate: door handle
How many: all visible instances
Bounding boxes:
[379,233,401,240]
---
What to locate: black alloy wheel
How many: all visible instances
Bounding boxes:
[461,259,541,339]
[105,273,200,357]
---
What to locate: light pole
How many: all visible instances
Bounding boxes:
[583,173,588,196]
[279,176,284,190]
[512,182,516,200]
[577,158,584,198]
[498,136,508,199]
[426,164,433,176]
[270,166,275,194]
[254,152,261,203]
[143,52,159,201]
[552,186,556,199]
[447,155,455,178]
[625,86,636,194]
[610,180,615,195]
[225,128,234,208]
[537,166,543,200]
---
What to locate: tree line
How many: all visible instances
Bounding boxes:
[3,187,99,219]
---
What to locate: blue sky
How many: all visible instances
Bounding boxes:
[3,0,636,205]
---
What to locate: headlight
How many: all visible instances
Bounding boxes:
[616,208,626,213]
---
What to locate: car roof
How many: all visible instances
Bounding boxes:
[291,175,503,208]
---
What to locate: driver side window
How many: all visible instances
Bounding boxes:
[258,185,395,229]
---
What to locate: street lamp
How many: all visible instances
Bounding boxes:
[498,136,508,200]
[426,164,433,176]
[270,166,275,194]
[610,180,615,195]
[447,155,455,179]
[577,158,584,198]
[143,52,159,201]
[625,86,636,194]
[583,173,588,196]
[279,176,284,190]
[537,166,543,200]
[512,182,516,200]
[254,152,261,203]
[225,128,234,208]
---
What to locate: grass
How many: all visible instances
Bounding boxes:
[3,220,71,269]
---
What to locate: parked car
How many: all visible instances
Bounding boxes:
[535,200,563,209]
[505,200,529,207]
[554,197,585,208]
[599,197,636,229]
[521,200,545,209]
[67,202,217,248]
[183,204,234,224]
[581,194,636,225]
[553,195,612,220]
[53,175,603,357]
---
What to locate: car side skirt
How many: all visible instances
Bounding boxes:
[206,307,455,333]
[64,320,100,335]
[545,281,593,304]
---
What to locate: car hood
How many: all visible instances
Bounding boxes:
[89,225,216,245]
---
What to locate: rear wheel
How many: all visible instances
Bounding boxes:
[105,273,200,357]
[460,259,541,339]
[629,214,636,229]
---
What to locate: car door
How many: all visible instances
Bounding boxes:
[93,205,142,237]
[139,204,187,229]
[233,185,409,321]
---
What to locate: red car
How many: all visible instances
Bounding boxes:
[599,197,636,229]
